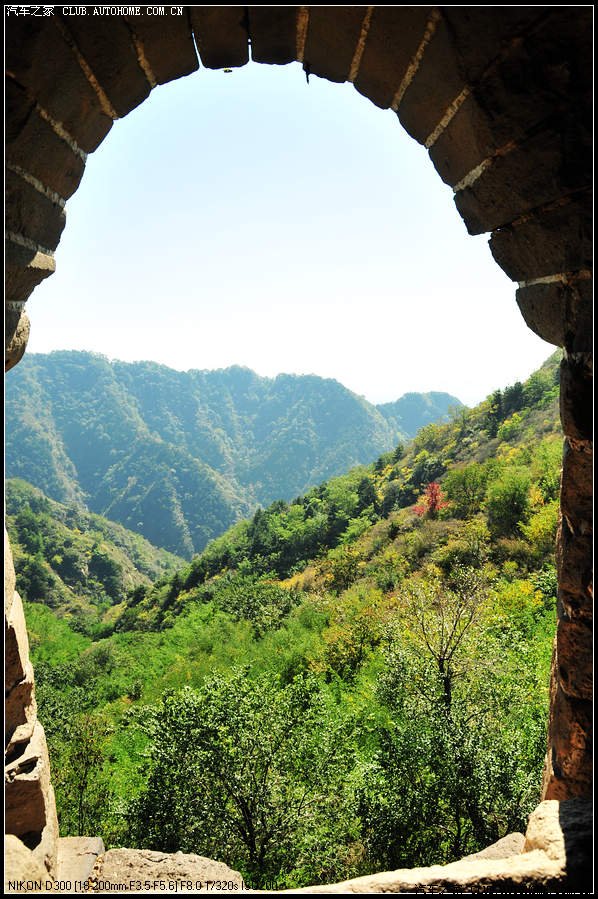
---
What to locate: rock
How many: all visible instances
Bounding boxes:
[5,591,31,691]
[461,832,525,862]
[4,834,50,893]
[5,528,16,615]
[5,720,59,877]
[91,849,245,893]
[524,797,593,891]
[6,659,37,753]
[57,837,105,886]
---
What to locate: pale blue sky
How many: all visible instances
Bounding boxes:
[26,60,553,406]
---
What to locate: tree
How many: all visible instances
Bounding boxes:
[486,468,531,536]
[443,464,487,519]
[414,482,448,520]
[128,669,356,888]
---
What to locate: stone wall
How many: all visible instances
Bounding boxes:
[5,6,592,889]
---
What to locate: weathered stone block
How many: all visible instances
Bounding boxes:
[559,435,592,523]
[354,6,431,109]
[490,194,592,282]
[248,6,299,65]
[190,7,249,69]
[4,835,49,893]
[5,18,112,152]
[6,170,66,251]
[6,660,37,751]
[468,9,592,147]
[5,240,55,306]
[560,356,593,443]
[515,282,567,347]
[556,618,592,701]
[442,7,544,84]
[5,305,31,372]
[455,127,592,234]
[6,79,86,201]
[5,720,52,837]
[397,19,466,145]
[428,91,496,187]
[59,14,151,119]
[6,591,31,692]
[524,797,593,891]
[304,7,366,83]
[5,530,16,616]
[544,685,592,799]
[123,12,198,85]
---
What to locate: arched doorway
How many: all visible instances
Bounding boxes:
[5,6,592,888]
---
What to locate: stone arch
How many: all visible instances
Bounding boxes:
[5,6,592,889]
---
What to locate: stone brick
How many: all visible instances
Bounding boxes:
[6,170,66,251]
[123,11,198,85]
[559,356,593,442]
[190,7,249,70]
[6,80,86,201]
[5,306,31,373]
[354,6,431,109]
[556,529,592,624]
[5,240,55,305]
[515,282,567,347]
[248,6,298,65]
[428,92,496,187]
[5,18,112,153]
[304,7,366,83]
[524,798,593,891]
[59,14,151,119]
[5,530,16,617]
[489,194,592,282]
[442,7,545,84]
[563,279,592,355]
[4,835,49,894]
[5,720,53,838]
[455,126,592,234]
[468,9,592,148]
[544,684,592,799]
[397,19,466,145]
[556,618,592,701]
[6,660,37,751]
[6,591,30,693]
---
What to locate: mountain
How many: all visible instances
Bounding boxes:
[22,351,562,883]
[5,351,462,557]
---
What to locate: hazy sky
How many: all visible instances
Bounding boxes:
[26,60,554,406]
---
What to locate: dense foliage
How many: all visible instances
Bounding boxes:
[19,351,562,888]
[6,351,460,556]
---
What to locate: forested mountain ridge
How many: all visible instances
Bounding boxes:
[23,350,561,885]
[6,478,184,636]
[5,351,461,557]
[22,350,561,887]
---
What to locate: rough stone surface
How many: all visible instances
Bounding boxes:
[6,590,31,691]
[398,19,465,144]
[5,240,55,306]
[248,6,298,66]
[59,13,151,118]
[5,306,31,372]
[354,6,430,109]
[428,91,496,187]
[460,832,525,862]
[515,281,569,347]
[5,720,59,877]
[123,13,198,85]
[4,835,50,893]
[190,7,249,70]
[455,127,592,235]
[524,798,593,891]
[6,169,66,251]
[304,7,366,83]
[5,529,16,614]
[489,194,593,282]
[5,19,113,153]
[6,659,37,753]
[57,837,105,886]
[92,849,244,892]
[560,353,593,442]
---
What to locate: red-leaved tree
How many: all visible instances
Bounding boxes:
[414,482,449,519]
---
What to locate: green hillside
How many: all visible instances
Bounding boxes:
[5,351,461,557]
[6,478,184,636]
[22,350,561,889]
